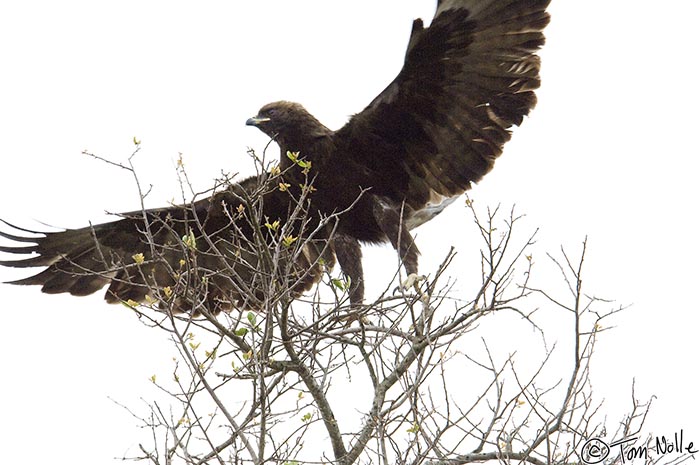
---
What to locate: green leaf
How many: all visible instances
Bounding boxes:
[122,299,140,309]
[331,277,349,291]
[247,312,257,326]
[282,235,298,248]
[406,422,420,433]
[182,230,197,250]
[286,151,299,163]
[264,219,280,232]
[235,327,248,337]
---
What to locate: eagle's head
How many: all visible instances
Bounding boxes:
[246,101,331,145]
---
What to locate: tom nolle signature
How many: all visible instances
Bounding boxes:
[581,430,697,464]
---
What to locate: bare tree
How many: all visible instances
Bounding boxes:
[74,149,663,465]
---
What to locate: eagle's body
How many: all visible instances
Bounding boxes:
[1,0,551,312]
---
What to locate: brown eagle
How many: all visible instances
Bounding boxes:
[0,0,550,312]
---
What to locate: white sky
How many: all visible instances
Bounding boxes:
[1,1,699,463]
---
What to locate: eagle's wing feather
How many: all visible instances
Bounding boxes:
[0,178,333,312]
[1,201,211,302]
[334,0,550,212]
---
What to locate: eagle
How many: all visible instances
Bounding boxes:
[0,0,550,313]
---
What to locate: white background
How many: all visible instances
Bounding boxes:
[1,1,698,463]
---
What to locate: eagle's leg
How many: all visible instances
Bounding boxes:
[371,196,425,296]
[332,233,365,307]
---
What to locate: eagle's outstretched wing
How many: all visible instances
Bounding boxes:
[334,0,550,215]
[0,176,334,313]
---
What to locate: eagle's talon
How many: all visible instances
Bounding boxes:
[401,273,426,292]
[396,273,429,303]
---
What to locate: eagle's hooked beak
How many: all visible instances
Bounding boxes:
[246,116,270,127]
